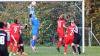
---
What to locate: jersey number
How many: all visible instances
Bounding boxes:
[0,36,5,45]
[58,21,63,28]
[14,26,18,33]
[70,28,74,36]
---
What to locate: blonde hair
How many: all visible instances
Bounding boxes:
[59,14,64,18]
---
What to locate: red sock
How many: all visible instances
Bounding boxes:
[57,41,61,48]
[9,43,13,52]
[64,44,68,53]
[14,44,18,53]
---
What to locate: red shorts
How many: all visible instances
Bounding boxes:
[57,32,64,38]
[63,36,74,46]
[57,30,64,38]
[10,34,20,44]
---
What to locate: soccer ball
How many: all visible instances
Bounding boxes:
[31,1,36,6]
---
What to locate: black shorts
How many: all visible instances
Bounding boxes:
[18,35,24,53]
[18,35,23,44]
[18,45,24,53]
[73,33,81,44]
[0,46,9,56]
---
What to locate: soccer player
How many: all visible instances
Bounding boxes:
[0,21,9,56]
[71,23,81,55]
[17,33,28,55]
[63,21,75,55]
[28,1,40,52]
[15,23,28,55]
[17,33,24,54]
[4,22,10,47]
[9,19,21,56]
[56,14,66,52]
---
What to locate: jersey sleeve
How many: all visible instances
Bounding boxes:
[28,5,36,17]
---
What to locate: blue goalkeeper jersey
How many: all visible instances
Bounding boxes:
[28,5,39,27]
[29,5,40,35]
[31,16,40,28]
[31,16,40,35]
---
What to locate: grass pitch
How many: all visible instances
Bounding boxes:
[23,46,100,56]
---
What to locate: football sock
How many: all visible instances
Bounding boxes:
[31,40,36,47]
[14,44,18,53]
[64,44,68,53]
[9,43,13,52]
[77,46,81,54]
[72,46,76,53]
[57,41,61,48]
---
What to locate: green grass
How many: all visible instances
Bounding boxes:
[23,46,100,56]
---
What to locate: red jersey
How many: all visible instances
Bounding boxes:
[10,23,20,36]
[63,26,75,45]
[57,18,65,33]
[67,25,75,38]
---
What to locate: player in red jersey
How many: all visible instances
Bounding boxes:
[71,22,81,55]
[56,14,66,52]
[9,19,21,56]
[63,20,75,55]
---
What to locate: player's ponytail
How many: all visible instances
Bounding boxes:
[0,21,4,28]
[29,14,32,18]
[14,19,18,24]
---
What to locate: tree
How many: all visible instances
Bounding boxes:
[85,0,100,45]
[0,1,82,45]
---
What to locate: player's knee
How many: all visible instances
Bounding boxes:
[71,43,75,46]
[32,36,37,40]
[20,44,24,46]
[59,38,62,41]
[65,44,68,47]
[14,43,18,46]
[77,45,80,47]
[10,43,13,45]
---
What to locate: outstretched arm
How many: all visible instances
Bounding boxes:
[28,1,36,16]
[28,1,37,25]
